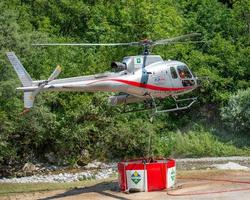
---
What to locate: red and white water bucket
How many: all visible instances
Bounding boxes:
[118,158,176,192]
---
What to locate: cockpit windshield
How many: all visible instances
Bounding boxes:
[177,65,193,79]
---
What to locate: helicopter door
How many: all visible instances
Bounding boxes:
[170,66,182,91]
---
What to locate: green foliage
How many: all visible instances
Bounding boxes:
[171,130,249,157]
[0,111,16,163]
[221,88,250,134]
[0,0,249,166]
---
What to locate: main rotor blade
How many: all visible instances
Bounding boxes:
[154,33,201,45]
[161,40,206,45]
[32,42,139,46]
[32,33,202,48]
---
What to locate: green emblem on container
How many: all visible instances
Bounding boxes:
[131,171,141,184]
[171,169,176,181]
[136,58,141,64]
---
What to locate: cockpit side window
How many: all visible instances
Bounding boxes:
[177,65,192,79]
[170,67,178,79]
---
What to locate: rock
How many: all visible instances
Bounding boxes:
[84,160,103,169]
[81,149,90,158]
[15,172,24,178]
[22,162,37,173]
[84,163,97,169]
[39,167,46,172]
[77,149,91,166]
[73,163,81,168]
[77,158,87,167]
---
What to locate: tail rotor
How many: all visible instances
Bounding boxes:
[6,52,61,109]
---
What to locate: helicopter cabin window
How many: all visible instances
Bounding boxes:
[170,67,178,79]
[177,65,192,79]
[177,65,195,87]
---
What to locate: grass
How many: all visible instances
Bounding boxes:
[0,177,116,196]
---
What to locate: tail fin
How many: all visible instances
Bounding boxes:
[6,52,34,109]
[6,52,32,86]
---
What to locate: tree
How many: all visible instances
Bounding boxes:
[221,88,250,134]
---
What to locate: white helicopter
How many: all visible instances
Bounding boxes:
[6,33,201,113]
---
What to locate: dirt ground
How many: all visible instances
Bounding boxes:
[1,170,250,200]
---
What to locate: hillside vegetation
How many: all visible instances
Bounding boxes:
[0,0,249,167]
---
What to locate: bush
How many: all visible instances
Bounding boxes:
[169,130,249,157]
[221,88,250,134]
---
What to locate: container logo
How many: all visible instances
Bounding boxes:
[171,169,176,181]
[167,167,176,188]
[131,171,141,184]
[136,58,142,64]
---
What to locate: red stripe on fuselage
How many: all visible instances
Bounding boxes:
[88,78,194,91]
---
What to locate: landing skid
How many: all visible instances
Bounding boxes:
[122,95,197,114]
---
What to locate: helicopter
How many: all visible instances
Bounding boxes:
[6,33,201,113]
